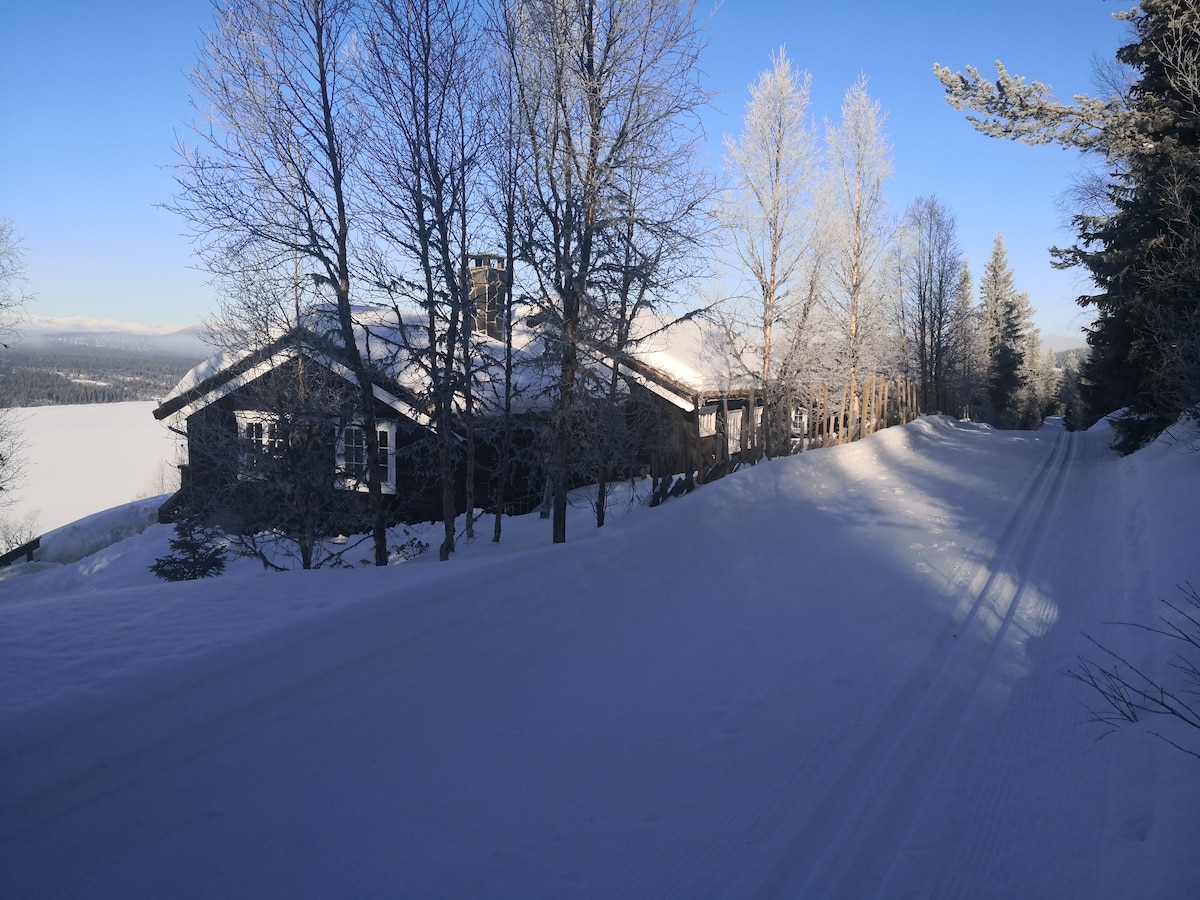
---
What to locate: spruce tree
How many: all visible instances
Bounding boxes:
[1069,0,1200,448]
[151,520,228,582]
[936,0,1200,450]
[979,234,1027,427]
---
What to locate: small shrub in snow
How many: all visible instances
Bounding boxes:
[393,533,429,562]
[151,520,228,582]
[1067,582,1200,760]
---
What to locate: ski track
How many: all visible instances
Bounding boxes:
[746,428,1077,898]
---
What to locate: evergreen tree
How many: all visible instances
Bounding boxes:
[151,520,228,582]
[1071,0,1200,448]
[978,234,1028,427]
[936,0,1200,450]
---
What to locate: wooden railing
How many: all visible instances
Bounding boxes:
[0,536,40,568]
[801,376,923,449]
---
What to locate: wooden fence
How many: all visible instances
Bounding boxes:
[800,376,923,450]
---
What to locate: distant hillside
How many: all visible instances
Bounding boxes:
[0,349,197,407]
[18,317,211,357]
[1,317,210,408]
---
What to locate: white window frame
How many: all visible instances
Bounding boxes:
[726,407,743,455]
[792,406,808,436]
[234,411,285,479]
[336,421,397,494]
[698,405,719,438]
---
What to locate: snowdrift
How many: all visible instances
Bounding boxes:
[1,415,1197,898]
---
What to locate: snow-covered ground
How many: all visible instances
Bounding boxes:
[1,414,1198,898]
[3,401,179,536]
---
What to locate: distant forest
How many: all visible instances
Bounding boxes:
[0,349,195,407]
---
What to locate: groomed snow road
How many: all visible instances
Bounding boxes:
[2,416,1197,898]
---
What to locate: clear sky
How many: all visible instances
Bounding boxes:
[1,0,1126,347]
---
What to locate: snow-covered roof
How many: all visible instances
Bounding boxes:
[155,304,753,423]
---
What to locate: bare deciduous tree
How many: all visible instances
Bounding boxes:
[900,196,969,414]
[172,0,390,565]
[502,0,710,543]
[479,30,527,545]
[0,219,30,518]
[358,0,485,560]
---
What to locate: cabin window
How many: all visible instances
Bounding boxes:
[245,418,284,455]
[235,411,285,478]
[698,406,718,438]
[337,422,396,493]
[792,406,808,436]
[725,408,743,454]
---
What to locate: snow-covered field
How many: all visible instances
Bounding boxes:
[1,414,1198,898]
[3,401,179,535]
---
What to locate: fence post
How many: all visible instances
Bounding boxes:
[861,377,871,437]
[821,384,830,447]
[840,381,851,445]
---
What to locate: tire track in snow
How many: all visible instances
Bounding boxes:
[748,428,1076,898]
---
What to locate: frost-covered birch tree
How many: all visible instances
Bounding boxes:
[821,76,894,387]
[721,49,820,458]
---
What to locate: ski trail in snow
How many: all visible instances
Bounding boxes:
[748,428,1076,898]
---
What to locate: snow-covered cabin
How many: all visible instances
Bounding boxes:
[153,303,558,531]
[152,303,765,533]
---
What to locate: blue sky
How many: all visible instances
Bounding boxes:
[1,1,1126,347]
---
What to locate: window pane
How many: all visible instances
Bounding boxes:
[376,428,390,483]
[344,426,367,478]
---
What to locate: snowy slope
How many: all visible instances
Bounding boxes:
[3,401,179,535]
[1,415,1198,898]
